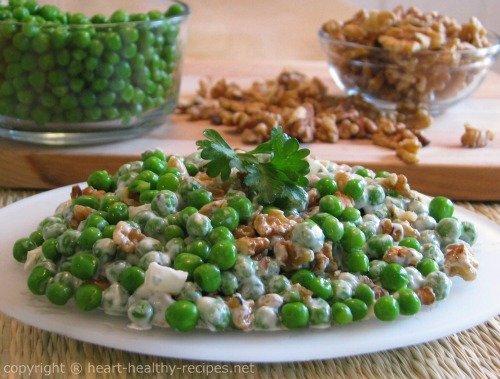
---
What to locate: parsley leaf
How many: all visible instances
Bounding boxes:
[196,127,310,205]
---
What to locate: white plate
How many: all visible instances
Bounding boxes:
[0,185,499,363]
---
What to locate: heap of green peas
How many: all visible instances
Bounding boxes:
[12,150,476,332]
[0,0,187,125]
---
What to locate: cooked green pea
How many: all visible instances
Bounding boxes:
[166,300,199,332]
[70,252,98,280]
[75,284,102,311]
[13,237,37,263]
[28,266,54,295]
[280,302,309,329]
[46,282,73,305]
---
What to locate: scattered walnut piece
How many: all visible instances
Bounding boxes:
[460,123,495,148]
[444,243,479,281]
[415,286,436,305]
[235,237,270,256]
[227,294,254,331]
[113,221,145,254]
[383,246,422,266]
[274,240,315,271]
[70,204,93,229]
[177,70,433,164]
[253,209,297,237]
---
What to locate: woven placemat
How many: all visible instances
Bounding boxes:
[1,189,499,378]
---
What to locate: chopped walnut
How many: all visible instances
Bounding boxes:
[307,188,321,207]
[256,293,284,309]
[415,286,436,305]
[198,199,227,218]
[227,294,254,331]
[378,218,404,242]
[460,123,495,148]
[113,221,145,254]
[234,225,257,238]
[396,137,422,164]
[444,243,479,281]
[235,237,270,256]
[70,204,94,229]
[376,173,417,199]
[383,246,423,266]
[253,209,297,237]
[274,240,314,271]
[314,114,339,142]
[167,156,188,178]
[283,103,315,143]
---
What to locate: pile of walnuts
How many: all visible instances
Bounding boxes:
[177,70,431,164]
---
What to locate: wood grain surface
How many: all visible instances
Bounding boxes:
[0,59,499,200]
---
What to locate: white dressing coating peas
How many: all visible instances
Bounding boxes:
[460,221,478,245]
[186,212,212,237]
[405,267,424,290]
[177,282,202,302]
[105,260,131,283]
[149,293,175,327]
[413,214,437,231]
[418,230,441,246]
[52,271,82,292]
[291,221,325,252]
[135,237,162,257]
[338,272,359,292]
[164,237,185,261]
[436,218,463,247]
[421,243,445,268]
[306,298,332,327]
[127,299,154,330]
[239,276,266,300]
[196,297,231,331]
[369,260,387,280]
[233,255,257,280]
[331,279,353,301]
[42,222,67,240]
[24,246,43,272]
[254,306,280,330]
[408,200,428,214]
[93,238,117,265]
[424,271,452,300]
[103,283,129,316]
[150,190,178,217]
[138,251,170,271]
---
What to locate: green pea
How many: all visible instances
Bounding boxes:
[399,237,421,251]
[75,284,102,311]
[165,300,199,332]
[106,202,129,224]
[429,196,454,222]
[315,177,337,196]
[74,195,99,209]
[374,295,400,321]
[280,302,309,329]
[346,250,369,273]
[367,234,393,258]
[46,282,72,305]
[84,214,109,231]
[174,253,203,278]
[291,269,315,288]
[110,9,129,23]
[339,207,361,224]
[417,258,439,277]
[187,189,213,209]
[227,196,253,223]
[344,298,368,321]
[185,163,198,176]
[380,263,409,291]
[157,173,179,191]
[396,288,421,316]
[220,271,238,296]
[340,226,366,253]
[343,179,365,200]
[87,170,114,191]
[208,240,237,270]
[102,225,116,239]
[13,237,37,263]
[118,266,145,293]
[319,195,344,217]
[331,302,353,325]
[309,276,333,300]
[193,263,221,293]
[208,226,235,244]
[28,266,54,295]
[211,207,239,231]
[70,252,98,280]
[321,214,344,242]
[353,283,375,306]
[77,227,102,250]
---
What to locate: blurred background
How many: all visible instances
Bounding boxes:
[183,0,500,71]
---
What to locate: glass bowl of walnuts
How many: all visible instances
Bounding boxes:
[319,7,500,115]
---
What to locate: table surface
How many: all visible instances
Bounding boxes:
[1,1,499,378]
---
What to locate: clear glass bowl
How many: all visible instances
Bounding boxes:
[0,0,190,145]
[319,28,500,115]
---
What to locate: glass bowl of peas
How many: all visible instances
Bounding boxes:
[0,0,190,145]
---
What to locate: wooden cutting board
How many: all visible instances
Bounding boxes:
[0,59,499,200]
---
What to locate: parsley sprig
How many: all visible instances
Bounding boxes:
[196,128,310,205]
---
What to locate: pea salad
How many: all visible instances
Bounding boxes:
[12,128,479,332]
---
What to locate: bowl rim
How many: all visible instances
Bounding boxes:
[0,0,191,27]
[318,27,500,57]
